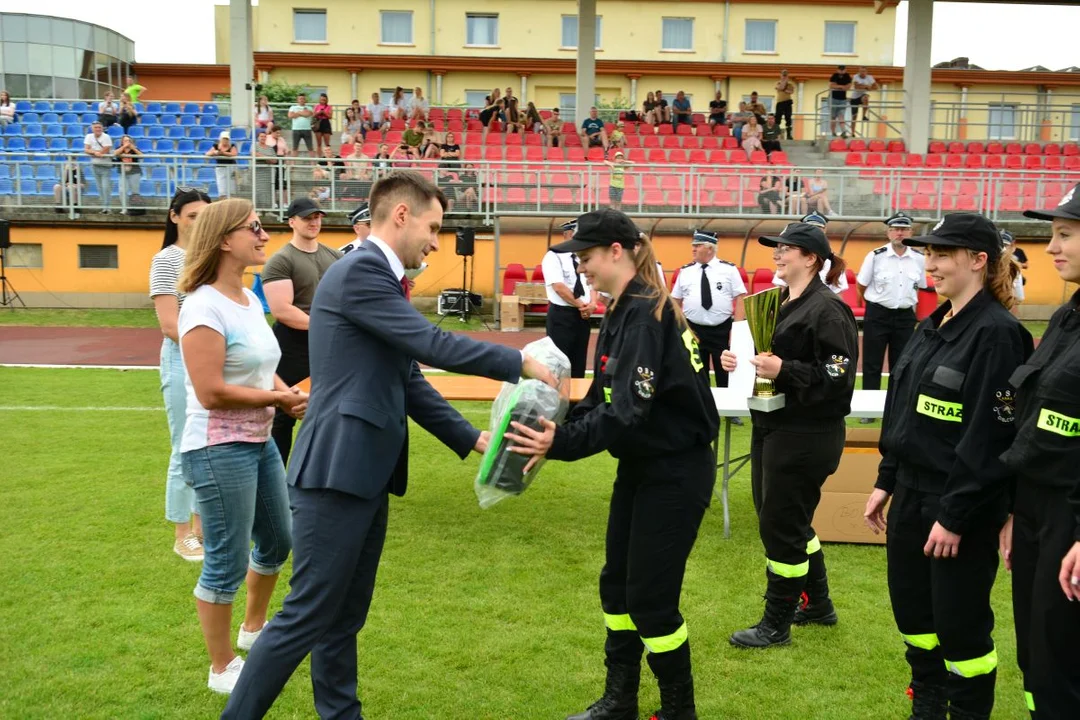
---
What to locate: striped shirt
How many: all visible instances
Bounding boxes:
[149,244,187,307]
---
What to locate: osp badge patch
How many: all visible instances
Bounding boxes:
[825,355,850,378]
[634,366,655,399]
[993,389,1016,424]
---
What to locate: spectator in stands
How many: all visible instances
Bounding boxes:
[609,121,626,150]
[53,159,84,212]
[118,97,139,133]
[774,70,795,140]
[408,86,429,122]
[850,67,877,126]
[525,102,544,134]
[123,76,146,104]
[480,88,502,143]
[741,115,764,156]
[313,93,333,156]
[829,65,852,138]
[401,121,425,159]
[0,91,14,127]
[758,175,784,214]
[580,107,609,151]
[502,86,516,122]
[342,143,373,184]
[98,91,120,128]
[420,123,442,159]
[390,87,408,120]
[439,132,462,179]
[176,198,301,695]
[84,121,114,214]
[642,91,659,126]
[605,151,633,211]
[654,90,671,124]
[728,102,751,143]
[544,107,563,147]
[150,188,210,561]
[255,96,274,135]
[113,135,144,211]
[207,132,239,198]
[453,163,480,209]
[288,93,314,156]
[365,92,388,132]
[372,143,393,174]
[804,168,834,217]
[341,108,364,144]
[708,90,728,128]
[761,114,783,155]
[350,98,362,119]
[255,125,287,209]
[748,92,767,124]
[671,90,693,129]
[785,173,806,215]
[504,97,525,135]
[313,146,346,182]
[388,143,413,167]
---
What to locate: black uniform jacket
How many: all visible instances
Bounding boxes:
[1000,289,1080,540]
[548,276,720,462]
[876,290,1034,534]
[751,275,859,431]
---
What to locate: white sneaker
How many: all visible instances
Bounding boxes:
[173,534,204,562]
[237,623,264,651]
[207,655,244,694]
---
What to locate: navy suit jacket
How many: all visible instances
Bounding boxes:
[287,242,522,499]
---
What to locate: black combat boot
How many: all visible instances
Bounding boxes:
[648,677,697,720]
[566,662,640,720]
[907,681,947,720]
[729,595,796,649]
[793,550,838,626]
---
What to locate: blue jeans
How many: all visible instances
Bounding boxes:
[91,164,112,209]
[182,441,292,604]
[160,338,196,524]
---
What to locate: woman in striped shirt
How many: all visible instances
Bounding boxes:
[150,188,211,561]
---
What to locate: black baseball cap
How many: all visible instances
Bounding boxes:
[758,222,834,260]
[550,208,640,253]
[904,213,1001,259]
[1022,182,1080,221]
[286,197,325,219]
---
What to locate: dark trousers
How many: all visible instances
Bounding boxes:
[271,323,310,467]
[222,486,389,720]
[688,319,732,388]
[762,140,782,154]
[546,304,591,378]
[886,480,1000,717]
[1012,482,1080,719]
[750,422,844,599]
[775,100,794,137]
[861,302,916,391]
[601,447,713,683]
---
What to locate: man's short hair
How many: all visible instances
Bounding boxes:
[369,171,448,223]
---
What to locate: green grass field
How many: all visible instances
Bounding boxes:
[0,367,1028,719]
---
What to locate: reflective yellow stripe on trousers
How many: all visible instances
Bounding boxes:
[767,558,809,578]
[902,633,940,651]
[641,622,688,654]
[945,647,998,677]
[1025,691,1035,712]
[603,613,637,632]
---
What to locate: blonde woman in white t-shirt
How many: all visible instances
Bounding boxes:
[177,198,307,695]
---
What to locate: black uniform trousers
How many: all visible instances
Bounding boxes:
[688,318,733,388]
[601,446,714,683]
[222,486,389,720]
[1012,482,1080,719]
[271,322,310,467]
[886,478,1000,717]
[775,100,794,137]
[750,422,845,599]
[546,304,591,378]
[861,302,916,392]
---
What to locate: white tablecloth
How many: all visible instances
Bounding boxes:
[712,388,887,419]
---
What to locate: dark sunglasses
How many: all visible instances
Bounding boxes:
[232,220,263,236]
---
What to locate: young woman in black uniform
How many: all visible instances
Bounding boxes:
[720,222,859,649]
[507,208,719,720]
[864,213,1032,720]
[999,184,1080,719]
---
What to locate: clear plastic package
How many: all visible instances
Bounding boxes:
[474,337,571,508]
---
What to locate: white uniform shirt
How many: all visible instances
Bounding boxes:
[772,259,848,294]
[1013,272,1025,303]
[542,250,591,306]
[672,258,747,326]
[856,244,927,309]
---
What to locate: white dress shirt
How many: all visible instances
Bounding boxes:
[672,258,747,325]
[542,250,591,306]
[366,235,406,281]
[856,244,927,309]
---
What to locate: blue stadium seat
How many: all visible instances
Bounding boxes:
[14,101,31,113]
[41,113,59,124]
[48,138,67,151]
[216,116,232,127]
[53,101,70,112]
[150,165,168,181]
[147,126,165,139]
[133,103,145,114]
[36,165,57,180]
[176,139,195,154]
[199,115,218,126]
[80,113,96,124]
[230,128,249,141]
[72,101,88,112]
[155,139,176,153]
[32,101,50,113]
[60,113,78,124]
[24,124,43,137]
[141,114,158,125]
[179,114,197,126]
[164,103,181,114]
[183,103,201,114]
[139,179,161,197]
[0,179,14,195]
[69,138,83,150]
[18,165,34,179]
[0,165,10,179]
[188,126,209,140]
[106,125,122,138]
[166,126,185,139]
[196,167,216,184]
[135,139,154,153]
[196,140,215,153]
[64,125,83,138]
[28,137,47,151]
[45,124,62,137]
[0,138,4,149]
[160,115,177,126]
[203,103,220,115]
[7,138,26,151]
[3,124,21,136]
[127,126,144,138]
[21,113,40,124]
[144,102,162,114]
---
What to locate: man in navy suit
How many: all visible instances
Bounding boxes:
[222,172,555,719]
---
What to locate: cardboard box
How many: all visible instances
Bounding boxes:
[514,282,548,302]
[499,295,524,331]
[814,426,889,545]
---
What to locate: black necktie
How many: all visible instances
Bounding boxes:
[700,263,713,311]
[572,255,585,299]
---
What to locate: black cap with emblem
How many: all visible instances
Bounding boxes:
[1023,182,1080,221]
[904,213,1002,260]
[348,203,371,225]
[550,208,640,253]
[286,197,325,219]
[692,230,718,245]
[758,222,834,261]
[560,220,578,233]
[885,211,913,228]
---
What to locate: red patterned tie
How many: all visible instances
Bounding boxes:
[400,275,410,299]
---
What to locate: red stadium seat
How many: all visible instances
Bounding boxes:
[849,139,868,152]
[502,263,528,296]
[708,149,728,164]
[868,140,886,153]
[845,152,865,166]
[1005,143,1023,155]
[966,142,985,155]
[905,153,925,167]
[1023,143,1042,155]
[1063,143,1079,156]
[916,287,939,321]
[928,141,947,154]
[947,142,965,154]
[751,268,775,295]
[669,149,689,164]
[829,138,848,152]
[885,152,905,167]
[887,141,906,153]
[985,142,1004,154]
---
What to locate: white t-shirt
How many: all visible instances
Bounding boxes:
[149,244,186,307]
[409,96,429,115]
[178,285,282,452]
[84,132,113,165]
[367,103,387,123]
[851,74,876,100]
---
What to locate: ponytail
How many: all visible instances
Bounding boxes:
[985,251,1020,310]
[809,252,847,288]
[625,235,688,328]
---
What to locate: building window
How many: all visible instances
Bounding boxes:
[465,90,491,108]
[745,20,777,53]
[988,104,1017,140]
[661,18,694,51]
[294,10,327,43]
[743,95,774,113]
[1070,105,1080,141]
[380,11,413,44]
[78,245,118,270]
[466,14,499,47]
[561,15,603,49]
[6,243,43,269]
[824,22,856,54]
